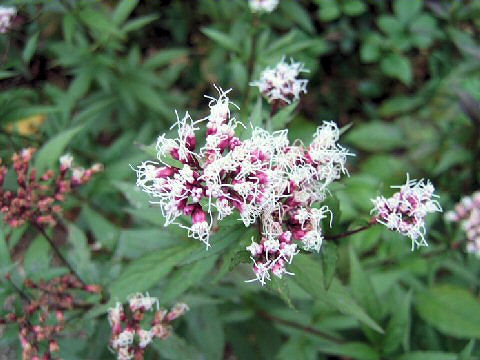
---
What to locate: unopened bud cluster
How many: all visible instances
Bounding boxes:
[0,149,102,228]
[0,6,16,33]
[371,175,442,249]
[108,293,188,360]
[250,58,308,106]
[1,274,102,360]
[445,191,480,255]
[135,87,352,284]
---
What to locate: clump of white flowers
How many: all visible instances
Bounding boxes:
[135,86,353,285]
[249,0,279,13]
[371,175,442,249]
[108,293,188,360]
[445,191,480,256]
[250,58,308,106]
[0,6,16,33]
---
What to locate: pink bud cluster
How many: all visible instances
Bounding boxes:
[250,58,308,106]
[0,149,102,228]
[445,191,480,256]
[0,6,16,33]
[135,87,352,284]
[371,175,442,249]
[1,274,102,360]
[108,293,188,360]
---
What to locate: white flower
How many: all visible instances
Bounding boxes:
[128,292,159,312]
[0,6,16,33]
[250,57,308,104]
[112,329,134,349]
[138,329,154,348]
[371,175,442,249]
[249,0,279,12]
[59,154,73,170]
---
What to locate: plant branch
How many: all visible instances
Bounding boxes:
[257,310,344,344]
[324,222,375,241]
[33,223,87,288]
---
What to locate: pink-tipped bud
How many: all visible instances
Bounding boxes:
[166,303,189,322]
[156,166,177,178]
[192,207,206,224]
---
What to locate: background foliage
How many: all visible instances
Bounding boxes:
[1,0,480,359]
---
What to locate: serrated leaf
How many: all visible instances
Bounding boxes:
[416,285,480,339]
[34,125,84,174]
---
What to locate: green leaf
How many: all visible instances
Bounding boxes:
[416,285,480,339]
[186,306,225,360]
[144,48,188,70]
[349,247,381,321]
[393,0,423,25]
[79,8,118,35]
[458,340,475,360]
[291,255,383,333]
[345,121,404,152]
[319,342,379,360]
[113,181,151,209]
[360,34,382,63]
[112,0,139,25]
[380,54,412,85]
[116,228,180,259]
[0,227,12,274]
[383,291,412,354]
[318,2,340,21]
[34,124,84,174]
[22,32,39,64]
[321,241,338,289]
[67,223,97,283]
[342,0,367,16]
[280,0,315,34]
[397,352,457,360]
[24,236,51,278]
[122,15,158,33]
[162,255,218,303]
[152,333,202,360]
[270,102,298,130]
[377,15,404,35]
[201,27,240,53]
[82,206,119,251]
[109,243,198,301]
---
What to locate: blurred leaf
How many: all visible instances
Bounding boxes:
[321,241,338,289]
[380,54,412,85]
[416,285,480,339]
[186,306,225,360]
[152,333,202,360]
[458,340,475,360]
[271,101,298,130]
[394,0,423,24]
[112,0,139,25]
[397,352,457,360]
[144,48,188,70]
[122,15,158,33]
[201,27,240,53]
[346,121,404,152]
[280,0,314,34]
[34,125,84,173]
[82,206,119,251]
[22,32,39,64]
[79,8,118,35]
[319,342,380,360]
[67,223,97,283]
[24,236,51,277]
[343,0,367,16]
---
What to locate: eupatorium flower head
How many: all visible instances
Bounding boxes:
[135,87,352,284]
[250,58,308,106]
[445,191,480,256]
[108,293,188,360]
[249,0,279,12]
[371,175,442,249]
[0,6,16,33]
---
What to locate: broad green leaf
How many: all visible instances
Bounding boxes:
[458,340,475,360]
[342,0,367,16]
[349,247,381,321]
[113,0,139,25]
[34,124,84,174]
[186,306,225,360]
[22,32,39,64]
[113,180,151,209]
[67,223,97,283]
[280,0,314,34]
[377,15,404,35]
[345,121,404,152]
[82,206,119,251]
[360,34,382,63]
[116,228,180,259]
[383,291,412,354]
[78,8,118,35]
[321,241,338,289]
[24,235,51,278]
[319,342,379,360]
[144,48,188,70]
[109,243,198,300]
[380,54,412,85]
[201,27,240,53]
[393,0,423,24]
[291,255,383,333]
[152,333,202,360]
[416,285,480,339]
[122,15,158,33]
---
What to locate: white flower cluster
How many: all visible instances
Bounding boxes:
[0,6,16,33]
[135,87,352,284]
[250,58,308,105]
[249,0,279,13]
[445,191,480,256]
[108,293,188,360]
[371,175,442,249]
